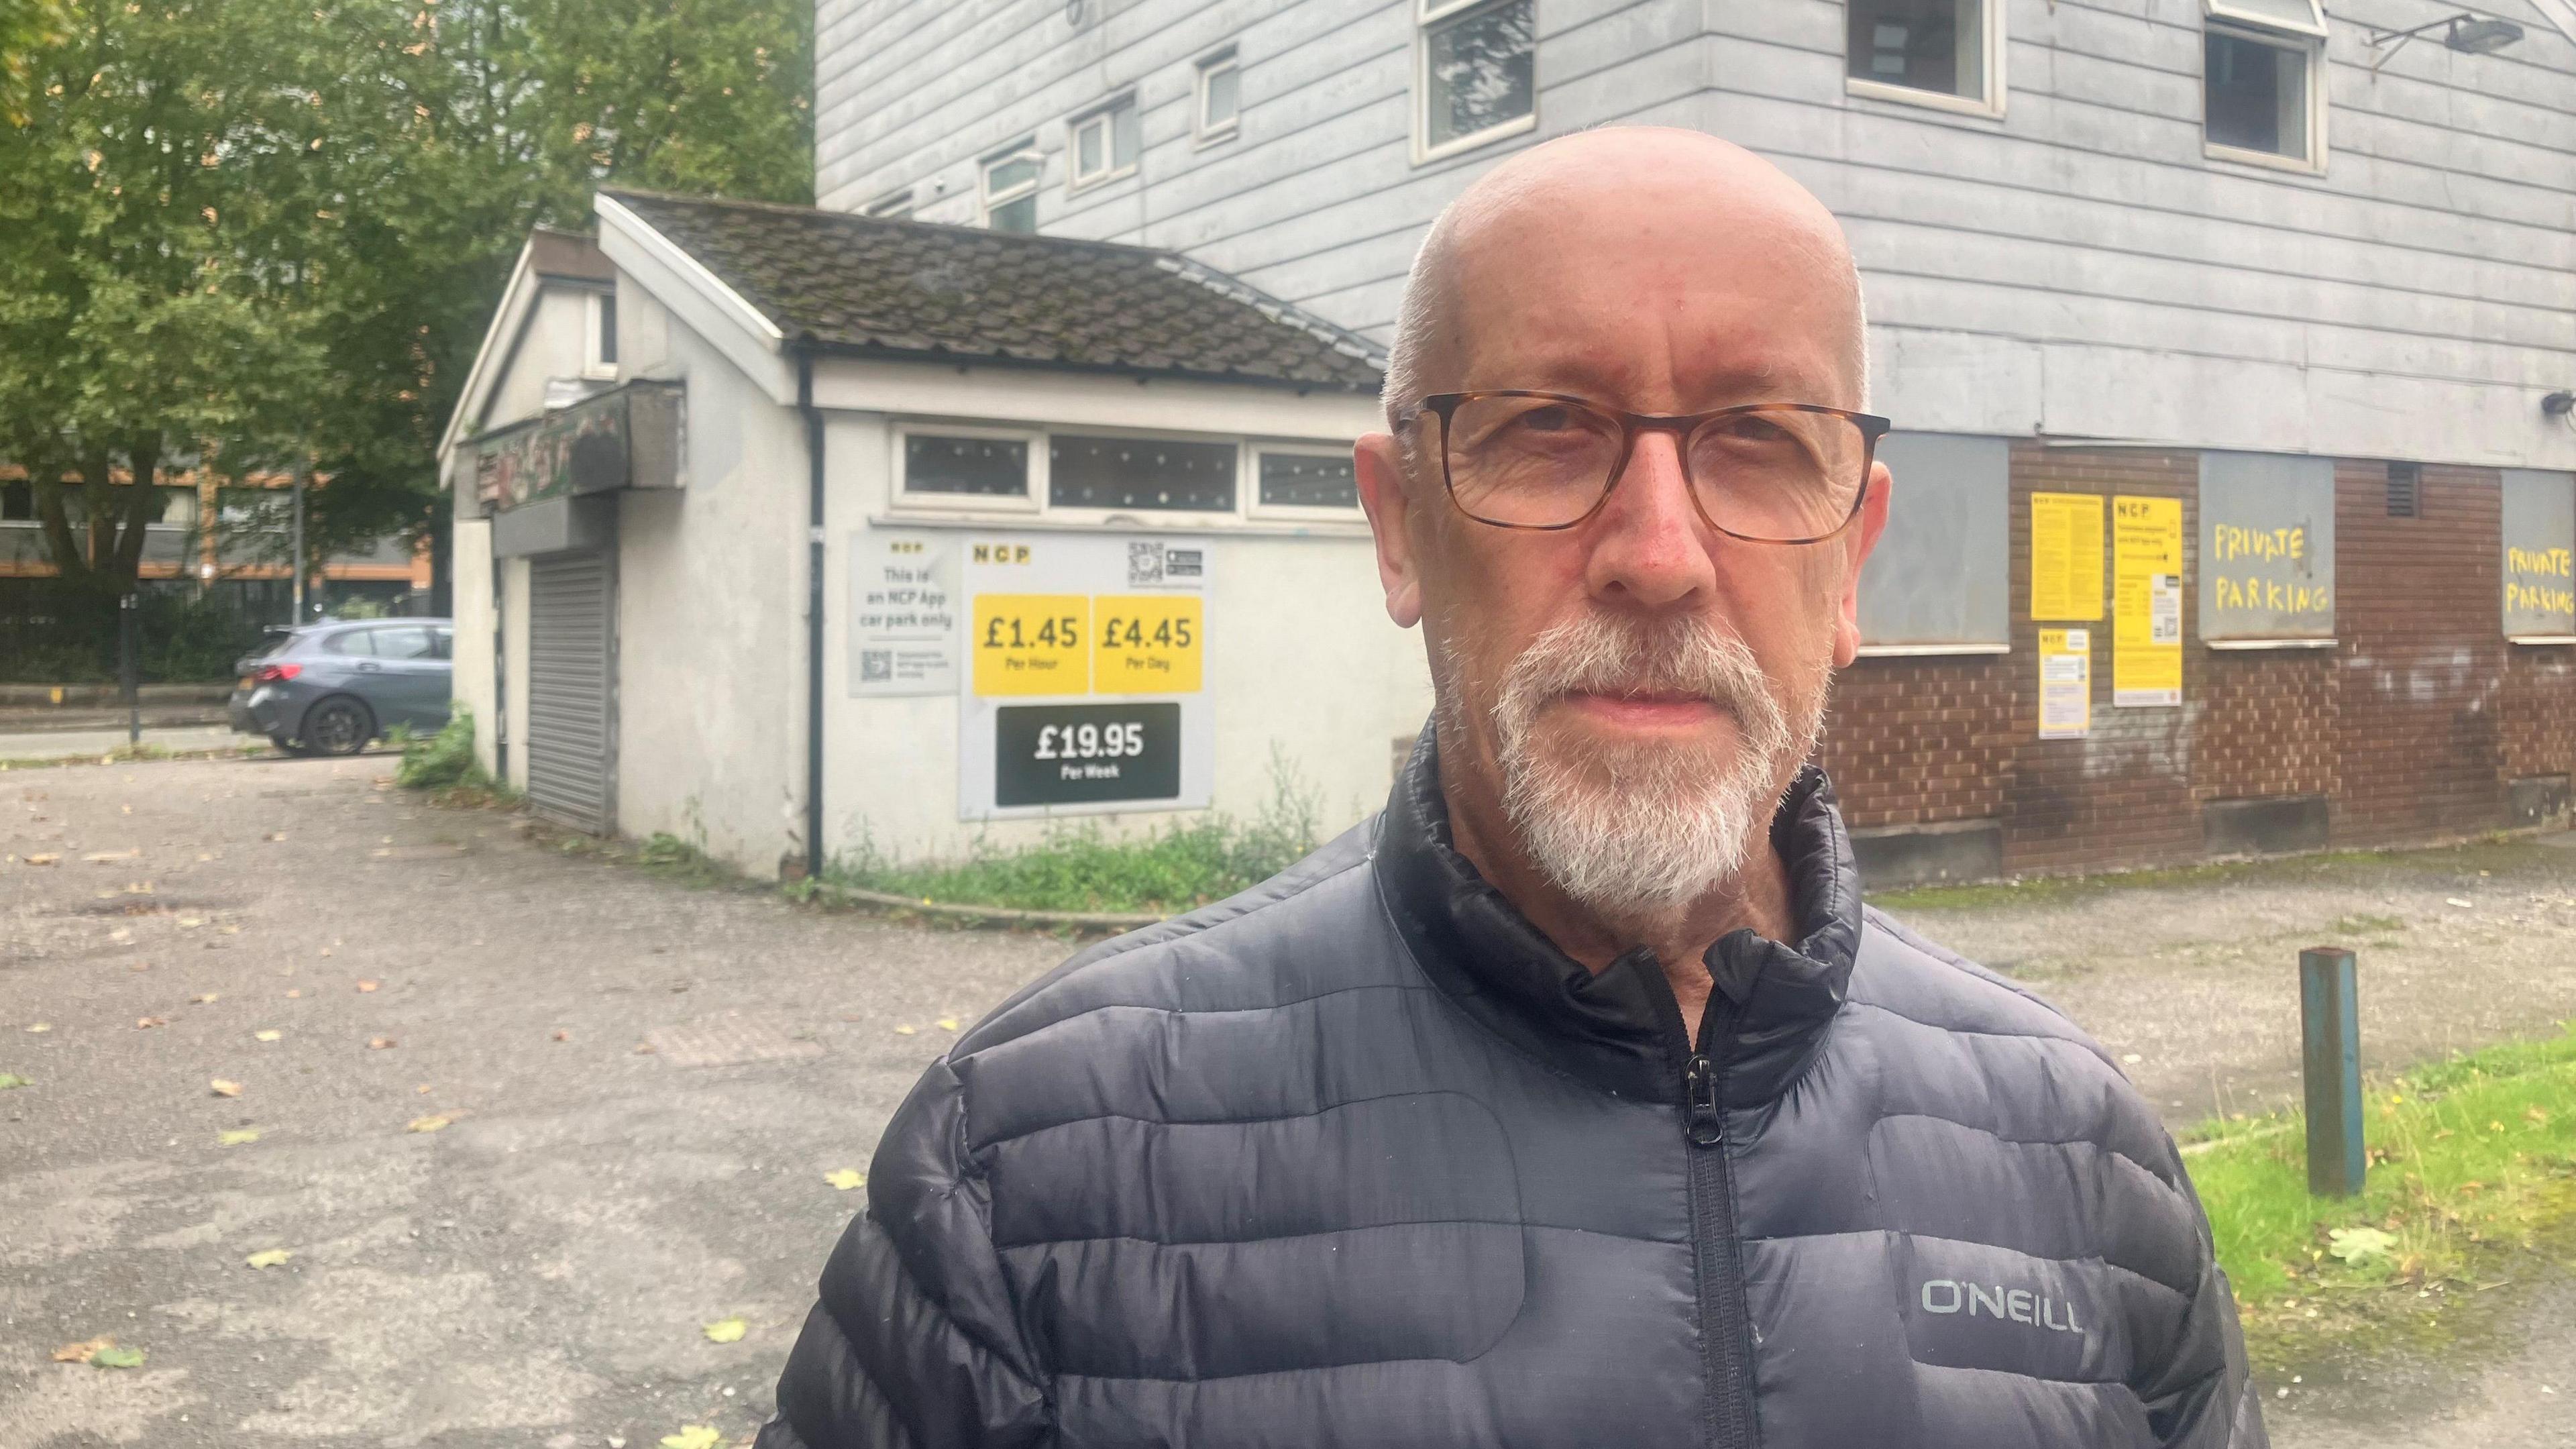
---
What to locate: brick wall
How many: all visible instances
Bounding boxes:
[1821,449,2576,879]
[2331,462,2511,846]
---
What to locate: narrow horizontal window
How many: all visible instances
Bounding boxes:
[1051,437,1238,512]
[1257,451,1358,510]
[905,435,1030,497]
[863,187,914,219]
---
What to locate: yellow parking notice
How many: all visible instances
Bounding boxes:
[1093,596,1201,694]
[972,594,1089,696]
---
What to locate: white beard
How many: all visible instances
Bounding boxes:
[1455,611,1827,934]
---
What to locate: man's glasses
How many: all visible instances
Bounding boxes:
[1394,390,1891,543]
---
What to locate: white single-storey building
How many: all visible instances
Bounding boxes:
[435,193,1431,879]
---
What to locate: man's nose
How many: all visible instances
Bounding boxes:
[1582,429,1718,610]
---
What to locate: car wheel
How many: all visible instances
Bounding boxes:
[300,697,374,757]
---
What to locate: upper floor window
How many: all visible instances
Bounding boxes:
[1069,95,1142,191]
[1415,0,1535,162]
[863,186,915,219]
[982,142,1042,233]
[583,290,618,379]
[1195,47,1241,144]
[1846,0,2003,117]
[890,423,1362,525]
[2202,0,2327,172]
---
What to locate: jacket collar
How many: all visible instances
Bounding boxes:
[1373,727,1864,1106]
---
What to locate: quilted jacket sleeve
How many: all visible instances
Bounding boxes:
[756,1059,1052,1449]
[2139,1173,2269,1449]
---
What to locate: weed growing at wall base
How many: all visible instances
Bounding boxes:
[2187,1022,2576,1369]
[824,750,1324,917]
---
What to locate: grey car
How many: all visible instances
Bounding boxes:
[229,619,455,755]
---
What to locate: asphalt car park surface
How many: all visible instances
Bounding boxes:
[3,753,2572,1444]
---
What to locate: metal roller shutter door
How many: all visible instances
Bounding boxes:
[526,551,616,834]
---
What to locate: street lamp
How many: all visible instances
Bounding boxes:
[2366,11,2526,70]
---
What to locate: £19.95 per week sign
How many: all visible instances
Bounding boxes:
[958,533,1213,819]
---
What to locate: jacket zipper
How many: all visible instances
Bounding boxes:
[1640,954,1760,1448]
[1682,996,1760,1448]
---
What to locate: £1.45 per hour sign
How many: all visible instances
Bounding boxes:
[957,533,1213,819]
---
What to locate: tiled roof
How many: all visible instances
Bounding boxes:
[601,189,1387,392]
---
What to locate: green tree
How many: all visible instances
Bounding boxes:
[0,0,810,598]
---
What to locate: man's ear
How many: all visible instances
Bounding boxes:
[1832,457,1892,669]
[1356,431,1425,629]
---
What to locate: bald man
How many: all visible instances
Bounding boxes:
[756,129,2263,1449]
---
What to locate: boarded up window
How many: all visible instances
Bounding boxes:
[2501,468,2576,640]
[2198,451,2334,643]
[1858,433,2008,649]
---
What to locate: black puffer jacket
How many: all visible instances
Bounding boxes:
[759,742,2265,1448]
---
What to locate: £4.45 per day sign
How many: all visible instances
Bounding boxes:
[957,534,1213,819]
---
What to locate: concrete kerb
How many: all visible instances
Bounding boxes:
[0,682,233,707]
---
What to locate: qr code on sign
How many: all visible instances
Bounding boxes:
[860,649,893,683]
[1127,541,1165,587]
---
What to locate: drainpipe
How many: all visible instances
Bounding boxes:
[796,345,827,881]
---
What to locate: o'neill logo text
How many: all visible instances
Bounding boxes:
[1919,1280,2085,1336]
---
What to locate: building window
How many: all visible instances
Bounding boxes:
[1069,95,1141,191]
[1252,447,1360,515]
[1846,0,2002,116]
[898,430,1037,512]
[1049,436,1238,513]
[1854,433,2010,653]
[2203,0,2326,170]
[1416,0,1536,162]
[0,480,30,521]
[1195,48,1242,143]
[863,186,915,219]
[981,143,1042,233]
[583,290,618,379]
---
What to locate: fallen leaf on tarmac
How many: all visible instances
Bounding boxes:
[661,1427,721,1449]
[134,1016,166,1029]
[25,853,56,865]
[0,1073,29,1089]
[210,1079,243,1097]
[702,1318,747,1343]
[176,916,205,929]
[824,1169,865,1191]
[936,1018,960,1032]
[2327,1227,2396,1264]
[89,1344,145,1368]
[368,1036,396,1049]
[25,1022,50,1033]
[82,849,139,863]
[219,1128,261,1146]
[244,1248,293,1269]
[893,1024,917,1036]
[52,1336,112,1362]
[285,988,301,998]
[551,1029,570,1042]
[415,1083,431,1093]
[633,1042,656,1055]
[356,979,377,991]
[2446,897,2473,909]
[406,1114,451,1133]
[265,833,285,842]
[107,927,131,943]
[191,993,219,1005]
[254,1029,281,1042]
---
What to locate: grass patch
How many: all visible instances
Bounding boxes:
[635,831,733,888]
[1876,837,2561,914]
[821,753,1323,918]
[2189,1021,2576,1368]
[393,711,519,806]
[2329,913,2408,936]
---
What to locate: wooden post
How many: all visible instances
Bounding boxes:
[2300,946,2365,1197]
